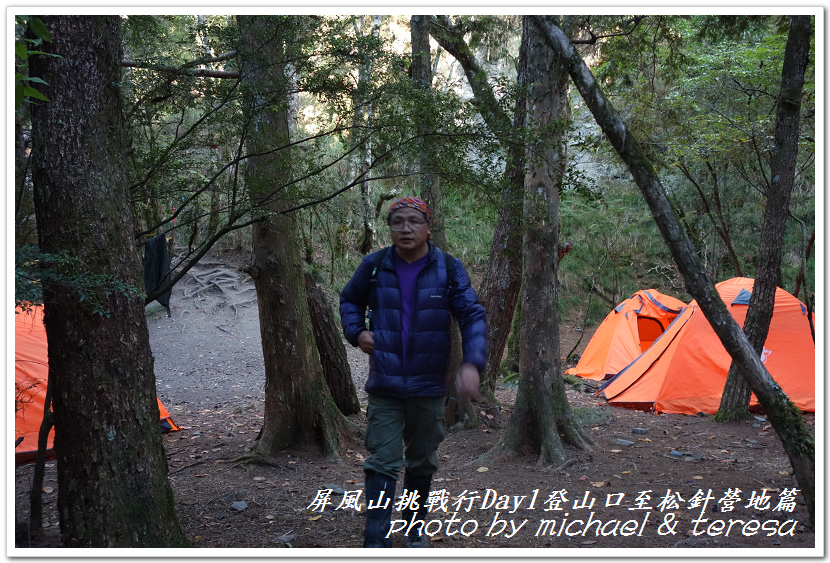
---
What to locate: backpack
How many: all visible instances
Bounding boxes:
[366,246,457,330]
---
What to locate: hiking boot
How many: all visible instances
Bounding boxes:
[403,534,430,548]
[363,469,396,548]
[401,471,432,548]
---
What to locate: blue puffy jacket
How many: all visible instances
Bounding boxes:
[340,243,487,398]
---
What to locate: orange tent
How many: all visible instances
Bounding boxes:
[566,289,686,381]
[14,305,178,465]
[600,278,815,415]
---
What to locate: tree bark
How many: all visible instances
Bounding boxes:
[532,14,814,526]
[488,16,594,464]
[239,15,353,459]
[29,15,188,547]
[717,15,812,421]
[305,272,361,416]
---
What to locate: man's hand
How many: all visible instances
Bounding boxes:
[358,330,375,355]
[455,363,480,399]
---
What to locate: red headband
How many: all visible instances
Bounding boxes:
[387,197,432,223]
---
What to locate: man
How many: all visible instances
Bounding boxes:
[340,197,487,548]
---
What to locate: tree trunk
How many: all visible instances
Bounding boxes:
[532,14,815,526]
[29,15,188,547]
[717,15,812,422]
[24,371,53,543]
[488,16,594,464]
[15,110,37,246]
[411,14,446,247]
[304,272,361,416]
[409,14,472,426]
[474,71,526,402]
[353,16,380,255]
[239,15,353,459]
[792,228,814,301]
[429,16,525,401]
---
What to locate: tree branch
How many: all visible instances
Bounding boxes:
[121,50,240,79]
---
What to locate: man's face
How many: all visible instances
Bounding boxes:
[389,207,430,254]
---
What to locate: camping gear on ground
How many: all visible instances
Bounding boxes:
[566,289,686,381]
[599,278,815,415]
[14,304,178,465]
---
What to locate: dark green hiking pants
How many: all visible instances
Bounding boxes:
[364,394,446,480]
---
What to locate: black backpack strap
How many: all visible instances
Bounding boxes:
[366,247,390,329]
[366,247,455,329]
[444,250,457,294]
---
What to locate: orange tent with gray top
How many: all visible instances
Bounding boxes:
[600,278,815,415]
[15,305,178,465]
[566,289,686,381]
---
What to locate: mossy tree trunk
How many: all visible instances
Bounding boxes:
[533,14,814,526]
[304,272,361,416]
[488,16,594,464]
[717,15,811,421]
[29,15,188,547]
[239,15,353,459]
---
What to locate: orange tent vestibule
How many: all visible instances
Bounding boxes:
[566,289,686,381]
[14,305,178,465]
[599,278,815,415]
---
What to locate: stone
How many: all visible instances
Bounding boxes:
[632,428,648,435]
[230,501,248,511]
[323,484,346,495]
[275,534,295,543]
[616,439,635,447]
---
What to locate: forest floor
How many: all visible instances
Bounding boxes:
[14,249,816,554]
